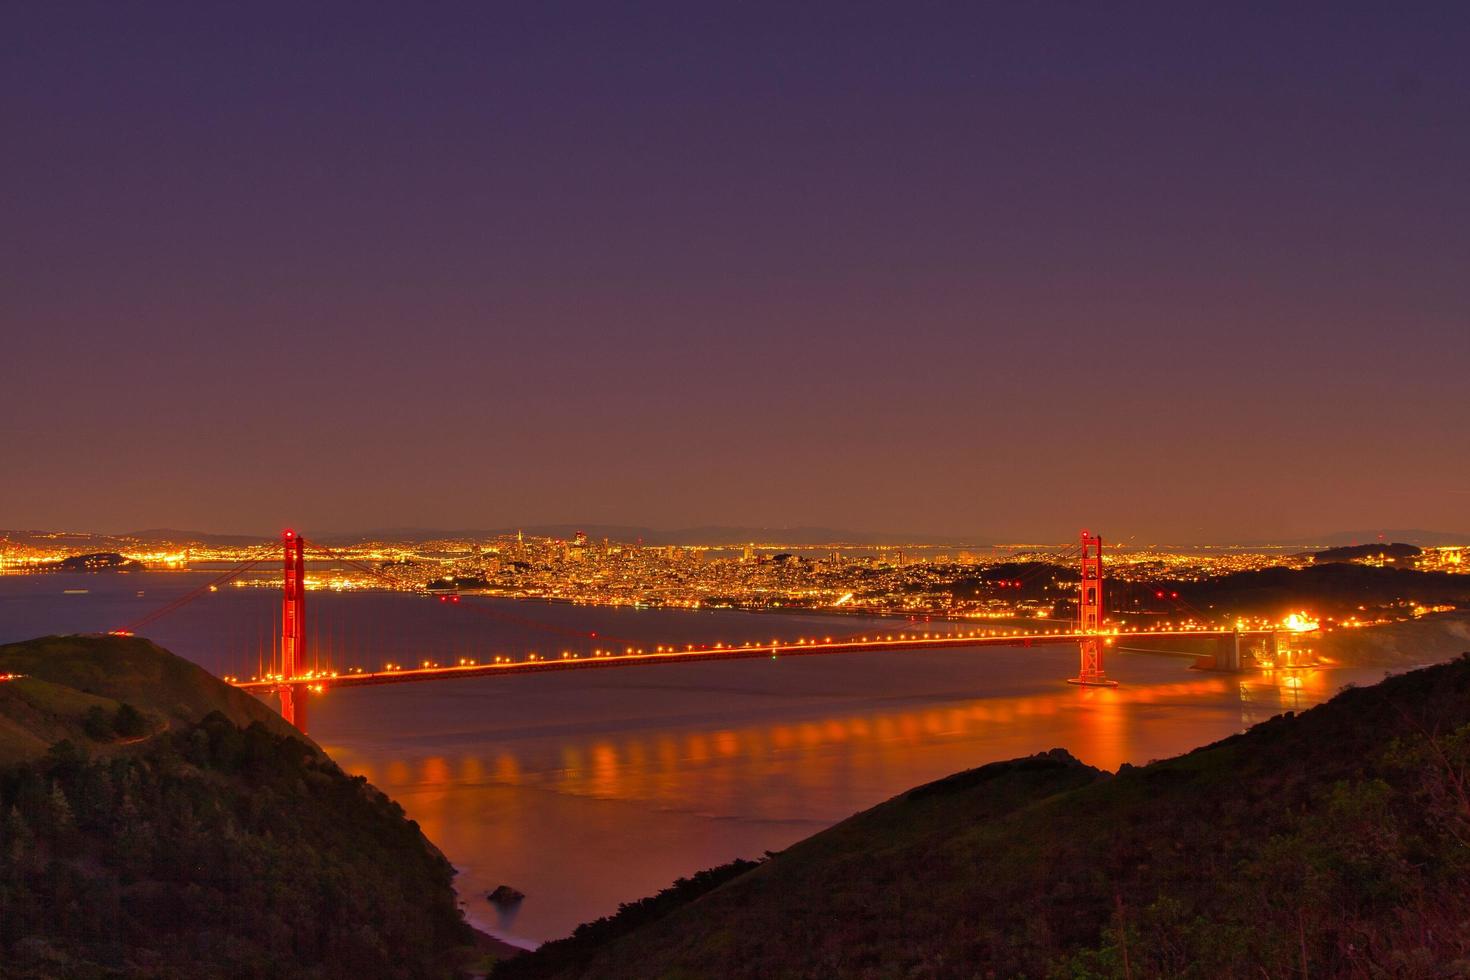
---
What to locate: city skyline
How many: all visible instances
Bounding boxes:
[6,3,1468,541]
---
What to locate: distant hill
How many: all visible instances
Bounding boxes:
[0,529,275,551]
[2,524,990,549]
[1311,528,1470,547]
[325,525,979,546]
[0,530,137,553]
[123,527,274,547]
[1312,541,1421,563]
[499,653,1470,979]
[8,524,1469,550]
[1167,563,1470,619]
[0,635,487,977]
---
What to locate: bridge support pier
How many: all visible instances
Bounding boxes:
[1198,630,1244,672]
[1068,635,1117,687]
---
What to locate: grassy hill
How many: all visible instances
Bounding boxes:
[501,653,1470,979]
[0,635,479,978]
[0,634,300,766]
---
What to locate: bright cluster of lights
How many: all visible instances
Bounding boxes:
[1283,613,1320,633]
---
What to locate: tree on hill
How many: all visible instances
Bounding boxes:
[81,706,112,741]
[111,703,146,738]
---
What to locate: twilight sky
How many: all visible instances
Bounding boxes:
[3,2,1468,543]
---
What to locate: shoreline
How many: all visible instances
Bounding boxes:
[460,895,542,953]
[468,921,532,956]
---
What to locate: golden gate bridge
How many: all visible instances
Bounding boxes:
[116,529,1283,733]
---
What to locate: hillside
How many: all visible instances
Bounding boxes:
[500,653,1470,979]
[1312,542,1421,564]
[0,635,480,978]
[1311,610,1470,667]
[0,634,300,765]
[1173,563,1470,617]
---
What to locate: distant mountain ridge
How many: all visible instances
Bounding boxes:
[1312,542,1421,563]
[124,527,272,547]
[4,525,1468,550]
[0,528,273,550]
[2,525,982,548]
[1307,528,1470,546]
[321,524,981,546]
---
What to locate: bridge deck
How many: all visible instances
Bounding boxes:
[233,628,1265,693]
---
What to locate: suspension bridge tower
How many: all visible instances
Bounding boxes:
[1069,530,1117,687]
[279,529,308,731]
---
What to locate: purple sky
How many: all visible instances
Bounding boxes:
[4,3,1468,542]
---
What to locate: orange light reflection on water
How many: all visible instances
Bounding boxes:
[331,674,1267,817]
[317,664,1340,945]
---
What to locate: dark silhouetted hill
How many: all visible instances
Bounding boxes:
[1314,528,1470,546]
[1174,564,1470,618]
[0,635,478,978]
[1312,542,1421,563]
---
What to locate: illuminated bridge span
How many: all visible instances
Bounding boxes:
[118,530,1283,733]
[229,627,1264,690]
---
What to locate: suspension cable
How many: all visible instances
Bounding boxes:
[118,556,265,635]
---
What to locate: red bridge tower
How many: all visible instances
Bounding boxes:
[1069,530,1116,687]
[279,529,308,730]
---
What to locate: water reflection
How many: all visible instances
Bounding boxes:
[319,658,1361,946]
[347,674,1316,812]
[1238,667,1334,726]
